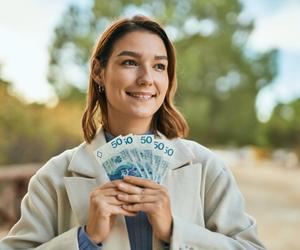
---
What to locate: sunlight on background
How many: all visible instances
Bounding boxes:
[0,0,89,106]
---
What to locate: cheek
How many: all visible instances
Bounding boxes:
[160,77,169,97]
[105,69,134,87]
[164,81,169,93]
[157,83,168,108]
[117,69,137,84]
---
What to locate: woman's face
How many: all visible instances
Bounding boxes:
[101,30,169,126]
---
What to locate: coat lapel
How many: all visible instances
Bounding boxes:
[64,176,97,225]
[64,129,131,250]
[161,137,199,221]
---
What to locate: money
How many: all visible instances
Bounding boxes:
[94,134,176,183]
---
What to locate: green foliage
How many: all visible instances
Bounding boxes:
[259,99,300,148]
[47,0,277,146]
[0,80,83,165]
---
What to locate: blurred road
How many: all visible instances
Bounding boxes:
[231,165,300,250]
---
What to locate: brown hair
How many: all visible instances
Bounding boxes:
[82,15,188,143]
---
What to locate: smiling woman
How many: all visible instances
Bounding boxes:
[0,15,266,250]
[93,31,169,135]
[83,16,187,143]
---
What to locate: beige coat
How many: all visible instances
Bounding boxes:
[0,130,265,249]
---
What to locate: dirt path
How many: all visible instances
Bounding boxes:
[231,164,300,250]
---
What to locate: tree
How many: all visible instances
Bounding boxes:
[0,68,83,165]
[48,0,277,146]
[261,99,300,148]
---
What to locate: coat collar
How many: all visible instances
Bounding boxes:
[67,129,109,180]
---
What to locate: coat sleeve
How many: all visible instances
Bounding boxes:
[0,173,79,250]
[170,163,266,250]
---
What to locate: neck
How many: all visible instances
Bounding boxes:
[106,113,153,136]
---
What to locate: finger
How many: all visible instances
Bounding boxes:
[111,179,125,186]
[98,180,123,189]
[123,176,160,189]
[90,186,124,199]
[117,193,158,203]
[90,190,129,206]
[122,203,155,213]
[102,188,126,197]
[117,182,157,195]
[110,205,138,216]
[106,196,130,206]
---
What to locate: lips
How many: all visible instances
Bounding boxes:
[126,91,156,100]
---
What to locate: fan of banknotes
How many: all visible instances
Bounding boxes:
[93,134,178,183]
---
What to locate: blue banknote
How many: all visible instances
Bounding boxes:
[102,149,143,180]
[94,134,175,183]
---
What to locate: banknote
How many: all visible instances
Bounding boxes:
[134,135,155,179]
[103,148,143,180]
[125,135,150,179]
[94,134,143,180]
[94,134,177,183]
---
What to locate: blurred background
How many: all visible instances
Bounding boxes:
[0,0,299,249]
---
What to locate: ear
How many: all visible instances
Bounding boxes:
[91,59,105,86]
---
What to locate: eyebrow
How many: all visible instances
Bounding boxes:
[117,50,168,61]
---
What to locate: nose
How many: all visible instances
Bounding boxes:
[137,65,153,86]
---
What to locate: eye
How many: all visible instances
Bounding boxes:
[122,59,138,66]
[154,63,166,71]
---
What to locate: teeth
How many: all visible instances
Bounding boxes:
[127,92,155,99]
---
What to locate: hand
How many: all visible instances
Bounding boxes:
[116,176,173,243]
[86,180,137,244]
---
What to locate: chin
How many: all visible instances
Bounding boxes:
[129,109,156,119]
[132,113,154,119]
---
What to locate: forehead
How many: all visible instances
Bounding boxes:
[110,30,167,57]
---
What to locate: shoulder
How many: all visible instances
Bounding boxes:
[177,138,231,190]
[179,138,215,159]
[28,143,85,194]
[36,145,80,177]
[178,138,225,167]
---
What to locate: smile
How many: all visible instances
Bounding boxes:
[126,92,156,100]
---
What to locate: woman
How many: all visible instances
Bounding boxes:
[0,15,266,250]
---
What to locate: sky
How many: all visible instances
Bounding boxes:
[0,0,300,121]
[241,0,300,121]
